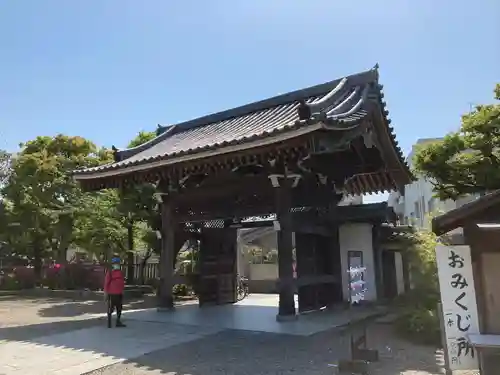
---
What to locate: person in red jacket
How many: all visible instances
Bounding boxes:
[104,256,126,328]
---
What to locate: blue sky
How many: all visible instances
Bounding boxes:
[1,1,499,202]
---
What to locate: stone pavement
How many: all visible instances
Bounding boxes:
[0,321,222,375]
[1,294,477,374]
[84,323,470,375]
[122,293,387,336]
[0,294,384,374]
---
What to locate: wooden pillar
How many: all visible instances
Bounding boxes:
[271,172,297,321]
[467,226,500,374]
[327,195,343,308]
[329,223,342,306]
[126,222,135,284]
[372,224,383,300]
[158,194,176,311]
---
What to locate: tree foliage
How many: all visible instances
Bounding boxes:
[118,131,160,252]
[73,190,146,260]
[395,228,441,345]
[413,84,500,200]
[0,129,168,287]
[0,150,11,187]
[406,229,439,297]
[127,131,156,148]
[0,135,112,271]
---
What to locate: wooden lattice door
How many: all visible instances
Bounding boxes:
[198,228,237,306]
[296,233,336,313]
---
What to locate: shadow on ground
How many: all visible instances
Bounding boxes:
[0,318,107,341]
[0,294,66,304]
[36,299,157,318]
[1,311,445,375]
[367,324,443,375]
[81,323,445,375]
[0,294,445,375]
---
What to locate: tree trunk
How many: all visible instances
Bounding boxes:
[57,216,74,264]
[126,222,135,284]
[139,249,152,285]
[33,241,43,286]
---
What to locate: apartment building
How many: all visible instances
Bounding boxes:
[388,138,480,233]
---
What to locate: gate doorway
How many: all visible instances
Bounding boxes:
[295,232,341,313]
[198,228,238,306]
[381,250,398,299]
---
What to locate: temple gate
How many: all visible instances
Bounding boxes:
[73,65,412,320]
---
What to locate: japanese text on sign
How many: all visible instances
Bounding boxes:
[436,245,479,371]
[347,251,366,305]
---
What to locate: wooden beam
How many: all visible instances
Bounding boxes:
[176,182,333,223]
[227,220,274,228]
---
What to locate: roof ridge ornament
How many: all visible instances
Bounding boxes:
[111,145,121,162]
[298,77,349,121]
[296,77,348,121]
[372,63,380,80]
[297,100,311,120]
[309,77,348,110]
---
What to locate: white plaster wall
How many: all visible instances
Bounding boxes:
[339,223,377,302]
[236,242,248,277]
[249,264,278,280]
[242,230,296,252]
[394,252,405,295]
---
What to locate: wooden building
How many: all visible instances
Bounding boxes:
[433,191,500,373]
[74,65,412,320]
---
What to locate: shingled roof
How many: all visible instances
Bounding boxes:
[74,65,408,181]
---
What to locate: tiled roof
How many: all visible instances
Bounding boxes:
[74,65,403,178]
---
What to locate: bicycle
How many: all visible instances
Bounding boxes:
[236,274,249,301]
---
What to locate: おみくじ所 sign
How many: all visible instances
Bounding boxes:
[436,245,480,371]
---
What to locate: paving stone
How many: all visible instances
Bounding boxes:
[0,321,221,375]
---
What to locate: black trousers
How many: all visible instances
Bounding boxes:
[107,294,123,318]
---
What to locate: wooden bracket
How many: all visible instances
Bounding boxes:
[268,174,302,188]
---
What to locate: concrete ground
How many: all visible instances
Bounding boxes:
[0,294,480,375]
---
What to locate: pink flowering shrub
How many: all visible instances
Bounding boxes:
[44,263,105,290]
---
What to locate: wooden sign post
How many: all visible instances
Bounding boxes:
[436,245,480,372]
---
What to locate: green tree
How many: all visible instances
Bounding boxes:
[116,131,159,282]
[0,150,13,254]
[0,150,11,187]
[73,190,147,261]
[127,130,157,148]
[395,227,442,345]
[1,135,112,278]
[413,84,500,200]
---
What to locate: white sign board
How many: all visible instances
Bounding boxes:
[436,245,480,371]
[348,251,367,304]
